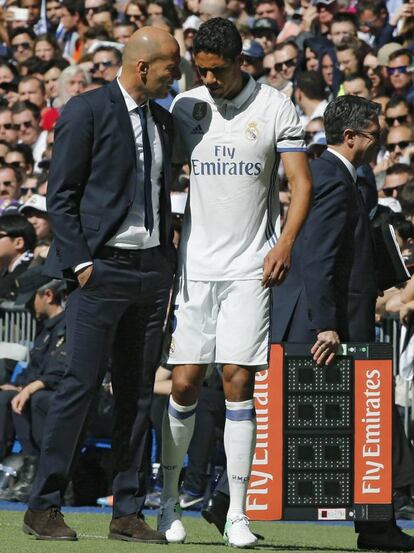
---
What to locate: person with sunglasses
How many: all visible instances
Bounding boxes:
[0,107,18,146]
[11,101,47,171]
[387,48,414,108]
[10,27,35,67]
[379,163,413,200]
[386,124,414,164]
[385,96,413,128]
[92,45,122,82]
[85,0,114,27]
[272,40,299,82]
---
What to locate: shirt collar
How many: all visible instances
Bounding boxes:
[327,147,357,183]
[117,77,149,113]
[207,73,257,110]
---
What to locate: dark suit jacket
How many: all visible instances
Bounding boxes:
[44,80,175,279]
[272,149,378,343]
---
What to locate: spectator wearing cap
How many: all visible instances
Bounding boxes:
[11,102,47,171]
[20,195,51,243]
[357,0,412,50]
[328,12,357,46]
[295,70,328,127]
[0,165,23,203]
[387,48,414,108]
[254,0,286,34]
[242,39,265,82]
[0,275,66,503]
[343,73,372,99]
[311,0,338,36]
[0,107,18,147]
[385,97,413,128]
[182,16,201,61]
[252,18,277,54]
[92,46,122,82]
[0,214,36,300]
[10,28,35,67]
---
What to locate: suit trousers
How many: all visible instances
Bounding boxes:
[29,247,173,517]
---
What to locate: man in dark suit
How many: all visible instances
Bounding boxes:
[272,95,414,551]
[23,27,181,542]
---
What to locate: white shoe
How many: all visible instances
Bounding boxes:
[223,514,258,548]
[157,498,186,543]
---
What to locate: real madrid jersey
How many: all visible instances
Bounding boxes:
[171,75,306,281]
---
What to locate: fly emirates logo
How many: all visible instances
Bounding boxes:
[355,360,392,504]
[191,145,263,176]
[360,369,383,494]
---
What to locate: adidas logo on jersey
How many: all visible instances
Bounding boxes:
[190,124,204,135]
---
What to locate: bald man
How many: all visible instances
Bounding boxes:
[23,28,181,542]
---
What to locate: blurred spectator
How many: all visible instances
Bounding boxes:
[0,214,36,298]
[387,48,414,108]
[386,125,414,164]
[41,58,71,107]
[46,0,62,33]
[380,163,413,200]
[0,107,18,146]
[363,52,386,98]
[254,0,286,32]
[10,28,36,67]
[112,21,136,45]
[34,34,62,62]
[343,73,372,98]
[241,39,265,81]
[385,96,413,128]
[335,37,366,76]
[124,0,147,28]
[251,17,277,54]
[295,70,328,126]
[92,46,122,82]
[273,41,299,81]
[20,194,52,242]
[57,0,87,60]
[55,66,90,107]
[18,77,46,110]
[199,0,228,21]
[0,165,23,202]
[11,101,47,169]
[329,12,357,45]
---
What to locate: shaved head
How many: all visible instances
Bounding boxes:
[119,25,181,102]
[123,26,179,66]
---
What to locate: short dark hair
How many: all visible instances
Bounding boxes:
[388,212,414,241]
[343,72,372,90]
[273,40,298,54]
[386,163,412,176]
[356,0,387,15]
[10,27,36,42]
[254,0,285,9]
[0,214,36,251]
[399,182,414,215]
[193,18,242,60]
[37,279,65,304]
[8,143,34,167]
[296,71,326,101]
[93,45,122,64]
[386,95,412,113]
[324,95,381,145]
[331,12,357,27]
[388,48,413,64]
[40,57,70,74]
[11,101,40,122]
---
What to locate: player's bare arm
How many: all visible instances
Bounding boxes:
[262,151,312,288]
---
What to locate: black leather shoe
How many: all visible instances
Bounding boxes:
[23,508,77,540]
[202,491,229,536]
[358,526,414,551]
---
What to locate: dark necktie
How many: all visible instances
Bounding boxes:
[136,105,154,235]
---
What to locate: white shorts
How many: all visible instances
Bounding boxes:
[168,279,270,366]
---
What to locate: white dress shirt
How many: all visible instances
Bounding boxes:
[327,147,357,183]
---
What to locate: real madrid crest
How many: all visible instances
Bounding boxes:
[192,102,207,121]
[245,122,258,141]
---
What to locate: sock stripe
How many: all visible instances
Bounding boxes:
[226,408,255,421]
[168,403,196,420]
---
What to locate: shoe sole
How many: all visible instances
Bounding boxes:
[108,532,168,544]
[224,537,258,549]
[23,523,77,541]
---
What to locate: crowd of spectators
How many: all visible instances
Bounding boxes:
[1,0,414,515]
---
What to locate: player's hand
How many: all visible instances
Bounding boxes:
[0,383,19,392]
[11,389,30,414]
[262,240,291,288]
[77,264,94,288]
[311,330,340,366]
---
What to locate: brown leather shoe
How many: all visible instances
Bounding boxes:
[23,508,77,541]
[109,513,167,543]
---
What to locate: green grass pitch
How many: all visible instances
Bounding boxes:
[0,510,389,552]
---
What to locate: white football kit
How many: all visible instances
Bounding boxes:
[169,75,306,365]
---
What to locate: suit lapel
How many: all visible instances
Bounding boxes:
[321,150,355,188]
[109,80,137,171]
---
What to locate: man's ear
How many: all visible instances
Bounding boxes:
[137,59,149,76]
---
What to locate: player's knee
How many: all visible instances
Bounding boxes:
[172,376,201,405]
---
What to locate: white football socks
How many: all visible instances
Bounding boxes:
[224,399,256,518]
[161,396,197,502]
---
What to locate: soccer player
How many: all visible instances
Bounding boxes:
[158,18,312,548]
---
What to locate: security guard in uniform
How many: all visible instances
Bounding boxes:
[0,272,66,502]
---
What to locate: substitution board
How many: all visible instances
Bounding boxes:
[246,343,393,522]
